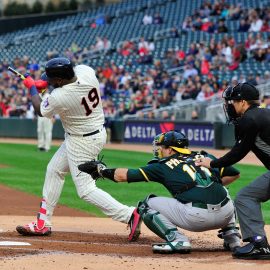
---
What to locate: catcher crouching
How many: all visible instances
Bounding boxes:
[78,130,241,254]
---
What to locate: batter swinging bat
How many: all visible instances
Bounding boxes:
[8,66,26,80]
[8,66,47,93]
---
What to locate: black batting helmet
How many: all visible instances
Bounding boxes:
[45,57,74,80]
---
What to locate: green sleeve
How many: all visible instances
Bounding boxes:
[206,152,240,177]
[127,163,164,183]
[220,165,240,177]
[127,169,149,183]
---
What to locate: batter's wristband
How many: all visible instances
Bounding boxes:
[29,85,39,97]
[100,168,116,181]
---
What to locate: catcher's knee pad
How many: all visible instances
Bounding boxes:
[137,194,157,215]
[143,210,177,241]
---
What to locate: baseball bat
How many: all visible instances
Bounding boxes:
[8,66,25,80]
[8,66,47,94]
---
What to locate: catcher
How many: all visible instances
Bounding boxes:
[78,130,241,254]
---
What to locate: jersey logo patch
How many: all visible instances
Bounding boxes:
[43,98,49,108]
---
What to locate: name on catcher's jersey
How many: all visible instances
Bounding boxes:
[40,65,104,135]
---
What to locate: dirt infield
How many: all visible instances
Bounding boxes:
[0,139,269,269]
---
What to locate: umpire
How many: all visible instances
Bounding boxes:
[196,82,270,260]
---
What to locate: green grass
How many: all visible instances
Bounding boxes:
[0,143,269,223]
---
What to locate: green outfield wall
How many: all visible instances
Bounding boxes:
[0,118,235,149]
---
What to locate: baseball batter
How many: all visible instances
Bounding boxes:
[16,57,141,241]
[79,130,241,254]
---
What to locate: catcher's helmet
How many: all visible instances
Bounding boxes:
[153,131,190,158]
[45,57,74,80]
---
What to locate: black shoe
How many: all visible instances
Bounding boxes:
[39,147,45,151]
[232,236,270,260]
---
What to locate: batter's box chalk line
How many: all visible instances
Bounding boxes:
[0,241,31,246]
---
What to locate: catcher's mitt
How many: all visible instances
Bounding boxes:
[78,160,107,180]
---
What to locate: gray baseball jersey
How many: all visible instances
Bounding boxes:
[39,65,134,225]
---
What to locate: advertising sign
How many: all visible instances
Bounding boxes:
[124,121,214,147]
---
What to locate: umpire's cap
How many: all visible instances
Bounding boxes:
[223,82,260,101]
[45,57,74,80]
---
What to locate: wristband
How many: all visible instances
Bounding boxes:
[100,168,116,181]
[29,85,39,97]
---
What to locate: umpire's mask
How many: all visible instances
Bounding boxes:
[222,83,260,124]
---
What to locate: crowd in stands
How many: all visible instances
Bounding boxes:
[182,1,270,34]
[2,1,270,121]
[1,51,270,121]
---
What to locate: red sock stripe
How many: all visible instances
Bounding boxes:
[39,208,46,214]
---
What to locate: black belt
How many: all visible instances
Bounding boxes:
[192,197,230,209]
[68,128,101,137]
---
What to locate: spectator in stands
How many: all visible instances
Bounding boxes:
[264,71,270,83]
[256,73,265,85]
[261,95,270,109]
[238,19,250,32]
[201,17,212,32]
[0,92,7,117]
[103,37,112,54]
[95,15,106,26]
[254,48,266,62]
[238,74,247,83]
[119,40,135,57]
[136,110,145,119]
[183,64,198,80]
[160,110,171,120]
[92,36,104,53]
[174,85,185,103]
[170,27,179,38]
[229,3,242,20]
[221,42,233,65]
[196,83,214,102]
[211,1,223,16]
[181,84,199,100]
[146,110,155,120]
[217,19,228,33]
[249,13,263,32]
[220,4,230,19]
[200,56,210,75]
[260,19,270,32]
[182,17,192,33]
[115,101,127,119]
[231,76,239,87]
[247,73,258,85]
[153,13,163,24]
[142,14,153,25]
[158,89,172,107]
[125,101,137,116]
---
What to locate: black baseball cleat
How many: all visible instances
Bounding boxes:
[232,236,270,260]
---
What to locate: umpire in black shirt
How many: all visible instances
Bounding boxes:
[196,82,270,260]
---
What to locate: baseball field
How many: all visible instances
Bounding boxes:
[0,139,269,270]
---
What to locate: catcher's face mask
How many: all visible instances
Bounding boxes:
[153,133,165,158]
[222,85,240,124]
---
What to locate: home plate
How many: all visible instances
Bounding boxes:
[0,241,31,246]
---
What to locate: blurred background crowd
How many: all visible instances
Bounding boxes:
[1,0,270,122]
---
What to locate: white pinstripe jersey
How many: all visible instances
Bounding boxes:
[40,65,104,135]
